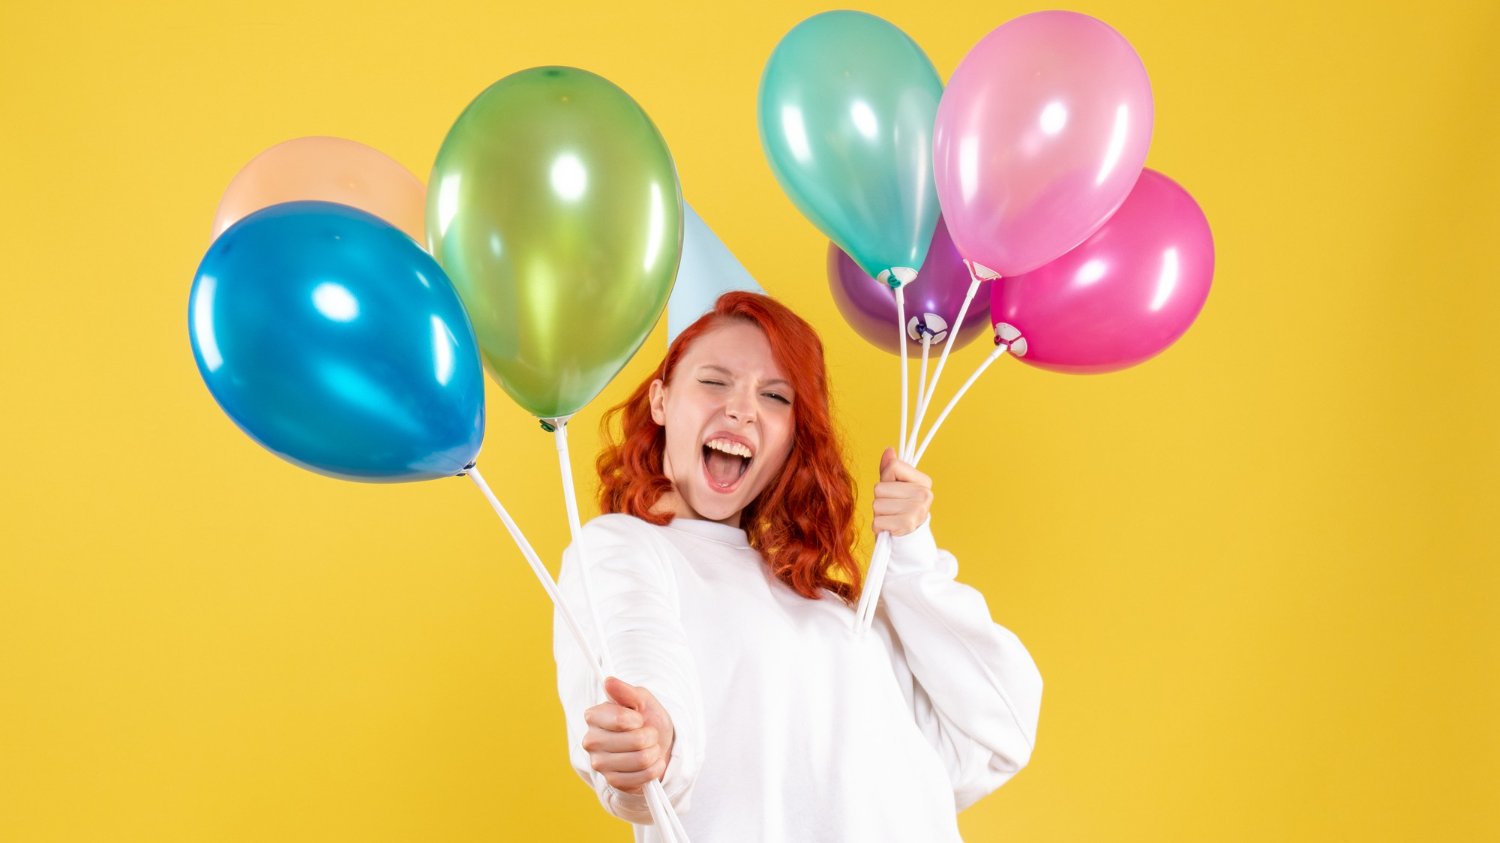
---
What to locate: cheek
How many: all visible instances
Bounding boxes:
[664,430,693,474]
[661,408,704,477]
[762,418,796,474]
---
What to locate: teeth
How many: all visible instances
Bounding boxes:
[705,438,753,459]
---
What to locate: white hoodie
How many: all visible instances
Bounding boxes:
[552,513,1043,842]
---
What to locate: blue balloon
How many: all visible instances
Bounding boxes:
[666,203,765,344]
[188,201,486,482]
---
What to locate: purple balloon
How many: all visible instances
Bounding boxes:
[828,216,993,356]
[989,169,1213,374]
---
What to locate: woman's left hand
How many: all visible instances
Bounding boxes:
[873,447,933,536]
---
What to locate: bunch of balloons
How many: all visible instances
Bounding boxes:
[190,69,683,483]
[758,10,1215,634]
[763,9,1213,375]
[187,67,692,840]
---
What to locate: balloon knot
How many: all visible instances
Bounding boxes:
[877,267,917,289]
[539,420,556,433]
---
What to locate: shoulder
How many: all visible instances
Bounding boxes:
[568,513,673,565]
[579,512,665,543]
[562,514,679,593]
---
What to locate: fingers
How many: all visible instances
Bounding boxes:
[874,448,933,538]
[583,694,670,793]
[584,701,643,732]
[873,481,932,502]
[890,460,932,487]
[588,743,667,773]
[604,675,645,710]
[582,718,660,753]
[873,513,925,537]
[873,499,926,517]
[871,474,932,536]
[878,449,931,487]
[599,757,669,794]
[584,678,673,791]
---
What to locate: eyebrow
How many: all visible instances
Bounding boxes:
[698,364,793,390]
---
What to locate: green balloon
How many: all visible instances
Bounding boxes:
[759,11,943,285]
[428,67,683,421]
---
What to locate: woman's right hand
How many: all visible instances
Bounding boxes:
[583,676,676,795]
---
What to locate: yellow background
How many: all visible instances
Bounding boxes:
[2,0,1496,839]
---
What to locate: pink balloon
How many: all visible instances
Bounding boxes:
[934,11,1153,277]
[989,169,1213,374]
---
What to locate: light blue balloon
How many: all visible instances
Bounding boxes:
[188,201,486,482]
[666,203,765,343]
[758,10,943,284]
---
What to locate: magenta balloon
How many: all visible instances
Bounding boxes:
[934,11,1153,277]
[990,170,1213,374]
[828,216,992,356]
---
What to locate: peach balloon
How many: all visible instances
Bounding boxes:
[211,137,426,243]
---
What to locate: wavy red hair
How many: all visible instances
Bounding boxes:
[596,291,862,604]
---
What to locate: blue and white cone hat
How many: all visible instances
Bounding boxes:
[666,203,765,344]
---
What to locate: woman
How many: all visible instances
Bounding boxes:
[552,292,1042,842]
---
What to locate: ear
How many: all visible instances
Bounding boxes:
[648,378,667,426]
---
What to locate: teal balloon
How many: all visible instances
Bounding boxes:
[758,11,943,283]
[188,201,486,482]
[667,203,765,344]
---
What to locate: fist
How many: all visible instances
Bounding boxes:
[873,447,933,536]
[582,676,676,794]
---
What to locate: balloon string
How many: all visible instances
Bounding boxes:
[464,466,605,687]
[857,271,997,637]
[907,333,932,461]
[905,275,982,459]
[857,277,983,636]
[553,422,690,843]
[912,343,1009,467]
[857,335,1000,638]
[856,285,914,635]
[858,331,996,633]
[649,780,692,842]
[896,285,909,458]
[552,421,616,680]
[857,345,1008,637]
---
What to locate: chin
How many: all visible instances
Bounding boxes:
[687,492,743,523]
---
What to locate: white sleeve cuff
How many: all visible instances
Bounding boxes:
[886,515,940,575]
[653,692,700,810]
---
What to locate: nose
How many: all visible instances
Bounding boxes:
[724,384,756,425]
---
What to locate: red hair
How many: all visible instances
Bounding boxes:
[596,291,862,605]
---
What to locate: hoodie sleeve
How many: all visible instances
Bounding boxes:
[552,515,706,825]
[871,516,1044,812]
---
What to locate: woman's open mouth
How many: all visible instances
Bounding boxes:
[701,437,753,493]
